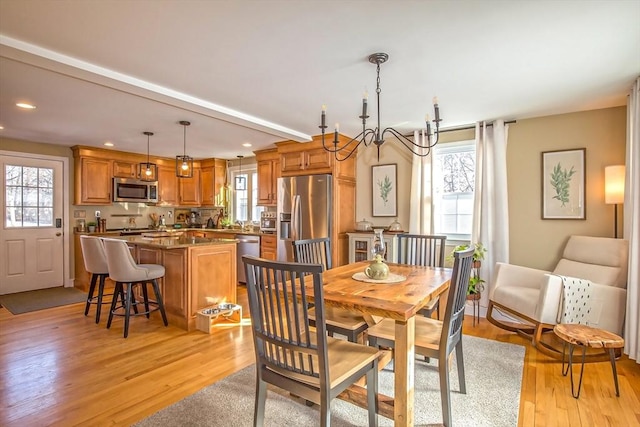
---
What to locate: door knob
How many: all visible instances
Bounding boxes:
[56,232,62,236]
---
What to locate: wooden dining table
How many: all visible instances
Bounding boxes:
[308,261,452,427]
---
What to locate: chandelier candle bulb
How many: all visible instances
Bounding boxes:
[321,106,326,128]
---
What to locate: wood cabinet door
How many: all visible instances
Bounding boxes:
[260,235,277,260]
[257,160,275,205]
[80,157,112,204]
[280,151,305,173]
[158,166,178,206]
[200,166,214,206]
[113,160,138,179]
[179,168,201,206]
[304,148,332,172]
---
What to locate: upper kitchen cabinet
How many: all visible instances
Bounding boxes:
[255,148,280,206]
[157,162,201,207]
[280,147,332,175]
[277,135,356,180]
[200,158,226,206]
[157,166,179,206]
[179,168,201,206]
[72,146,113,205]
[112,160,139,179]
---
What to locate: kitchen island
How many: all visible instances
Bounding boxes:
[126,235,237,331]
[75,233,238,331]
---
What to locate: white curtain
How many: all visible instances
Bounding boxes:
[409,130,432,234]
[624,77,640,362]
[472,121,510,308]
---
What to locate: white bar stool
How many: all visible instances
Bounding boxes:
[80,235,113,323]
[101,238,168,338]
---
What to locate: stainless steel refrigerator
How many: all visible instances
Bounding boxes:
[277,174,332,262]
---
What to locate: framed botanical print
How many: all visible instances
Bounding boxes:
[372,164,397,217]
[541,148,586,219]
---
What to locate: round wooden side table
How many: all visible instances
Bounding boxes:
[553,323,624,398]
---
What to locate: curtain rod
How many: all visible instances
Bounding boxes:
[439,120,517,133]
[401,120,516,137]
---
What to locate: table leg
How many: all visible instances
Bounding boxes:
[609,348,620,397]
[394,316,415,426]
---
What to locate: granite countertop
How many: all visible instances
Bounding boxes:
[121,235,238,249]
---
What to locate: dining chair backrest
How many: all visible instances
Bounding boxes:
[80,235,109,274]
[101,238,149,283]
[440,246,475,353]
[397,234,447,267]
[292,237,332,270]
[242,255,329,386]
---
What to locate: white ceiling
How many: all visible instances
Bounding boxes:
[1,0,639,160]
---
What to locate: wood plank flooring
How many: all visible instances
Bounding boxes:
[1,286,639,426]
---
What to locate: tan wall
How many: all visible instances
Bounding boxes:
[354,106,627,269]
[507,107,626,270]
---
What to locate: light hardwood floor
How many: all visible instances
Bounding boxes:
[1,286,639,426]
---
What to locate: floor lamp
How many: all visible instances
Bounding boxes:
[604,165,625,238]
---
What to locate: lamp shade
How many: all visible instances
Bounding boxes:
[604,165,625,204]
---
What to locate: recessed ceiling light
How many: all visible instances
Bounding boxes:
[16,102,36,109]
[0,125,4,130]
[242,142,252,147]
[104,142,114,147]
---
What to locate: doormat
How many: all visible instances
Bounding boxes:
[0,287,86,315]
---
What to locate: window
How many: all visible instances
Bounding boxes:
[5,164,54,228]
[432,140,475,240]
[231,168,263,223]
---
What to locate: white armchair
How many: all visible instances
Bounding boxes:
[487,235,628,359]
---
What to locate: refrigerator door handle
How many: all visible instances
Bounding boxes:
[291,194,301,241]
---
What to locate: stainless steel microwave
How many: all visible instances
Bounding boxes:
[113,178,158,203]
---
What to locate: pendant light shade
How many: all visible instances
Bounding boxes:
[235,155,246,190]
[138,131,158,181]
[176,120,194,178]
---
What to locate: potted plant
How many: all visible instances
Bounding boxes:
[449,242,487,296]
[87,221,97,233]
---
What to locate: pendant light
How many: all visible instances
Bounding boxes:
[176,120,194,178]
[235,155,246,190]
[138,131,158,181]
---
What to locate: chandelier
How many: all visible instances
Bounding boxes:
[320,52,442,162]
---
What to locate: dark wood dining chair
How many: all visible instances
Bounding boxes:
[292,237,368,343]
[242,255,380,427]
[367,246,474,427]
[397,234,447,318]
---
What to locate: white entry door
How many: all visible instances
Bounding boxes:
[0,155,64,294]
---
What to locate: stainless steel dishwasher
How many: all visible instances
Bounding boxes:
[235,234,260,283]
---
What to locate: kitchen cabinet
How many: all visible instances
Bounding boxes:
[178,168,201,206]
[347,232,398,264]
[255,148,280,206]
[112,160,138,179]
[157,166,179,206]
[260,234,277,260]
[158,164,201,206]
[200,158,226,206]
[74,156,112,205]
[280,147,332,175]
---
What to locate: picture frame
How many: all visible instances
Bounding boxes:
[541,148,586,220]
[372,163,397,217]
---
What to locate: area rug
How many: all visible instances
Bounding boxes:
[0,287,86,314]
[136,335,525,427]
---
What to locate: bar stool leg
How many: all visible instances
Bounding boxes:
[107,282,122,329]
[123,283,133,338]
[95,274,107,323]
[142,282,151,318]
[151,279,168,326]
[609,348,621,396]
[85,273,98,316]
